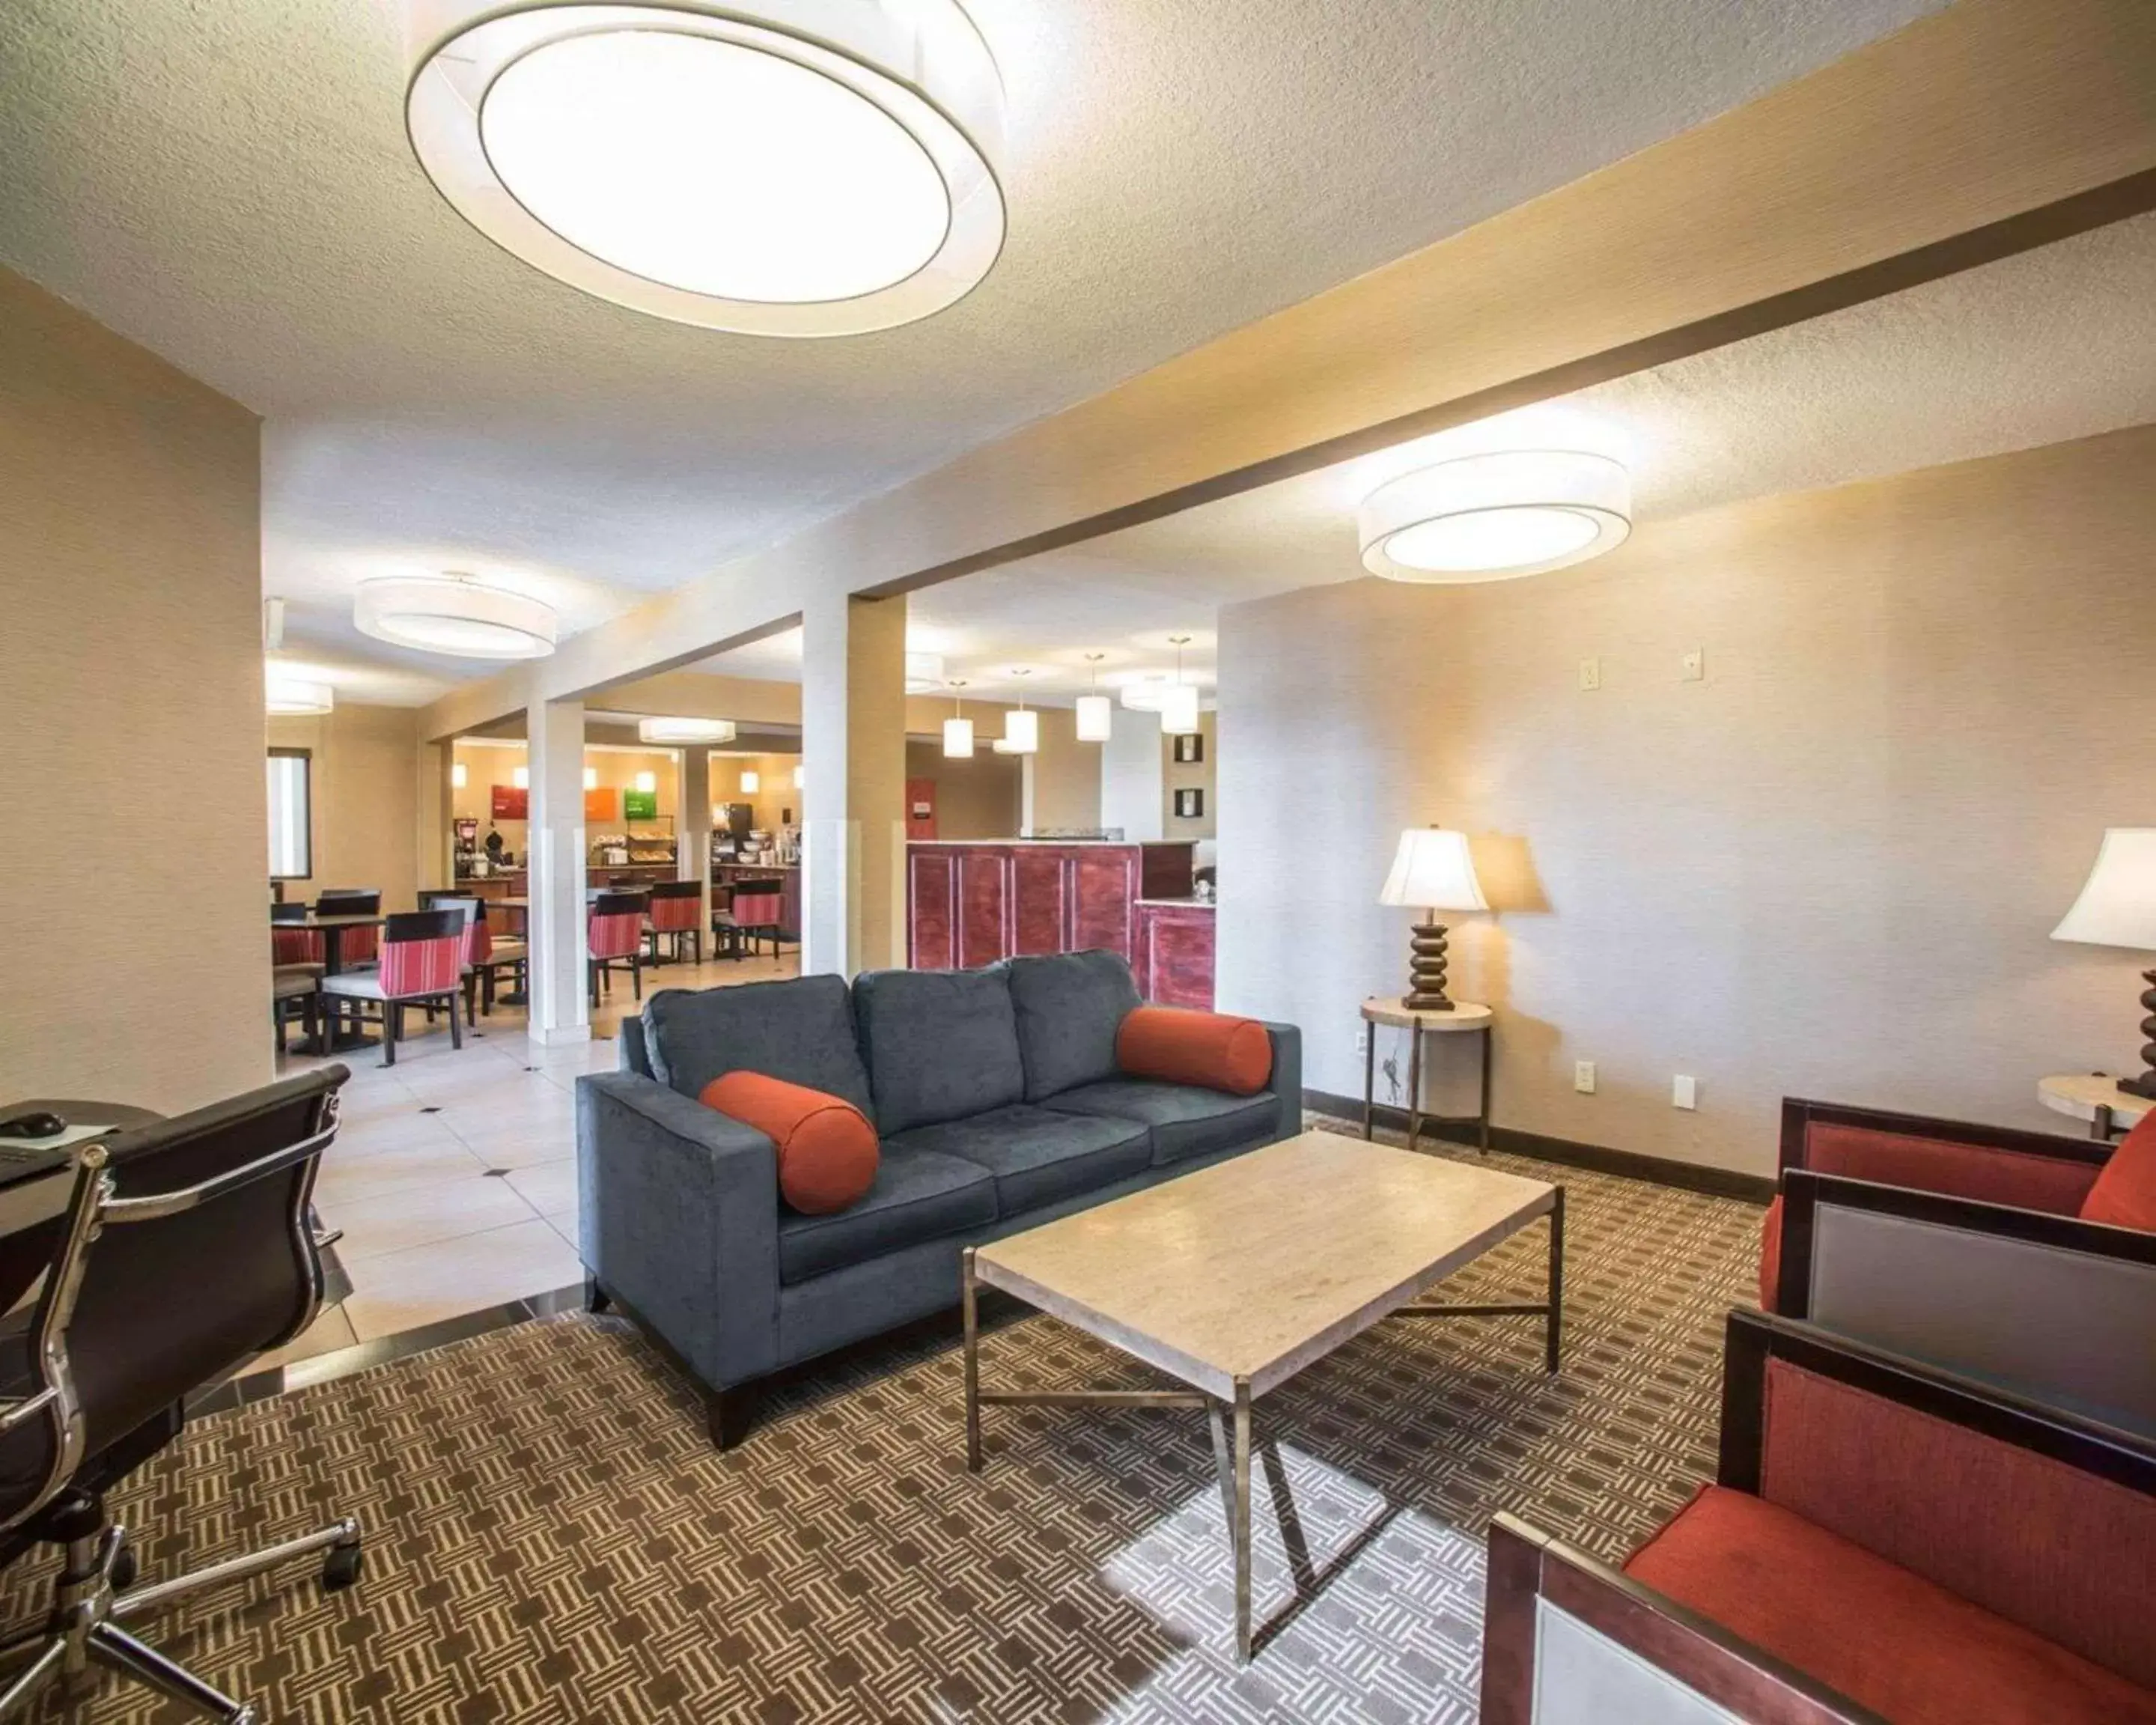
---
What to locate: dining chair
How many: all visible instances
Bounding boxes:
[318,910,463,1066]
[588,891,648,1008]
[0,1068,363,1721]
[312,889,382,968]
[728,877,787,960]
[272,965,320,1056]
[645,880,704,966]
[269,901,323,973]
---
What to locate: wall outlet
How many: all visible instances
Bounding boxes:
[1672,1074,1698,1110]
[1680,648,1705,682]
[1354,1027,1368,1057]
[1574,1060,1597,1094]
[1577,657,1602,691]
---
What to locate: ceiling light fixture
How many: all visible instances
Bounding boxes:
[1076,653,1112,743]
[452,762,469,789]
[402,0,1007,338]
[905,651,947,693]
[265,675,334,717]
[943,680,974,759]
[740,769,761,794]
[354,574,558,659]
[1359,451,1631,581]
[1160,637,1199,736]
[583,766,599,791]
[637,717,737,745]
[513,766,531,790]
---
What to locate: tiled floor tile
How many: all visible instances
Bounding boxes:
[341,1220,585,1339]
[314,1139,487,1206]
[451,1122,577,1170]
[331,1172,545,1263]
[502,1161,576,1215]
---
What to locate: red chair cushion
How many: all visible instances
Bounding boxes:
[1800,1121,2098,1214]
[1115,1006,1272,1096]
[700,1072,878,1216]
[2080,1112,2156,1232]
[1757,1193,1782,1312]
[1624,1485,2156,1725]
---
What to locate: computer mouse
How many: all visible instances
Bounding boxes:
[0,1111,66,1140]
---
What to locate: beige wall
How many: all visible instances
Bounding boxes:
[1022,705,1105,834]
[1163,711,1218,839]
[272,704,421,909]
[1219,426,2156,1176]
[906,740,1022,839]
[0,267,267,1109]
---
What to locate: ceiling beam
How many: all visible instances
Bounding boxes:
[418,0,2156,743]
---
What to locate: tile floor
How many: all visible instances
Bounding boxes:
[264,947,797,1367]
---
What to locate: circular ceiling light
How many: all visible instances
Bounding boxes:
[266,675,335,716]
[904,651,946,693]
[1358,451,1631,582]
[404,1,1007,338]
[637,716,738,744]
[353,575,558,659]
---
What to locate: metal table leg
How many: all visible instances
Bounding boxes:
[1546,1188,1565,1373]
[962,1248,981,1472]
[1405,1026,1423,1152]
[1479,1024,1493,1153]
[1231,1378,1252,1664]
[1362,1023,1376,1140]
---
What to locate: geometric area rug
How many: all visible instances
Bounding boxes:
[1,1119,1763,1724]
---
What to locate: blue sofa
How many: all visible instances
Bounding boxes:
[574,950,1302,1446]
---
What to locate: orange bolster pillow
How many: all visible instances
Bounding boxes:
[699,1071,878,1215]
[2080,1113,2156,1232]
[1115,1006,1273,1096]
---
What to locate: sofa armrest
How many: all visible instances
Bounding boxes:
[576,1071,781,1392]
[1262,1021,1302,1141]
[1778,1097,2104,1214]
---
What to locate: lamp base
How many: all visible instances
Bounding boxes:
[2119,970,2156,1101]
[1404,920,1455,1013]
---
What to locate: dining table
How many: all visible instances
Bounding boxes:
[278,911,388,1053]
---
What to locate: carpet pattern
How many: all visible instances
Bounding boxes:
[1,1122,1764,1723]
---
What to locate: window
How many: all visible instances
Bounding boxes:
[267,749,312,880]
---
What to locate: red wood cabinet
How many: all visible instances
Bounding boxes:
[1134,902,1216,1010]
[907,842,1210,1006]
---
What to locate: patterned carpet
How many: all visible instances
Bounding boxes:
[2,1122,1763,1723]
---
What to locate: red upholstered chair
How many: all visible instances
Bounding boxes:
[724,877,786,960]
[588,890,648,1008]
[1760,1096,2120,1310]
[313,888,382,967]
[319,909,465,1067]
[1480,1311,2156,1725]
[270,902,324,973]
[645,879,704,966]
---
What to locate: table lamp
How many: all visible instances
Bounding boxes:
[1380,826,1487,1011]
[2051,827,2156,1100]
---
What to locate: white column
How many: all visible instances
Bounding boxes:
[676,744,711,931]
[800,591,907,976]
[526,698,589,1046]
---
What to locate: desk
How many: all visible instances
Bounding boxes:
[0,1099,159,1241]
[1361,997,1494,1154]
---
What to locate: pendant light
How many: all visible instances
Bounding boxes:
[402,0,1006,338]
[1160,637,1200,736]
[943,681,975,759]
[1076,654,1112,743]
[582,766,598,791]
[996,669,1038,755]
[740,768,761,794]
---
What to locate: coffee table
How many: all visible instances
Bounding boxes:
[962,1130,1562,1661]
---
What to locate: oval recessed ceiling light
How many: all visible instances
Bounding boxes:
[403,1,1006,337]
[353,574,558,659]
[637,716,738,745]
[266,674,335,716]
[905,651,946,693]
[1359,451,1631,582]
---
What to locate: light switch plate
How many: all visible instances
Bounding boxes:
[1574,1061,1597,1094]
[1578,657,1602,691]
[1680,648,1705,682]
[1672,1074,1698,1110]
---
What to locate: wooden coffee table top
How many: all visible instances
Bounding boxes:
[974,1131,1556,1400]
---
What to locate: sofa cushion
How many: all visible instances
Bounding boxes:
[777,1146,996,1285]
[887,1105,1151,1216]
[2080,1112,2156,1232]
[853,967,1026,1135]
[1005,950,1141,1102]
[1117,1006,1273,1095]
[701,1072,878,1215]
[1044,1078,1278,1166]
[1624,1485,2156,1725]
[642,973,874,1119]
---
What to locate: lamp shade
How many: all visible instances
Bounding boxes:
[1159,683,1201,736]
[1380,827,1488,912]
[2051,829,2156,951]
[740,770,760,794]
[943,717,974,759]
[1075,693,1112,742]
[1001,707,1038,754]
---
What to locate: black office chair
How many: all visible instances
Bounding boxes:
[0,1068,362,1722]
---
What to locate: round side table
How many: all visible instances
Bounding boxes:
[1361,997,1493,1154]
[2038,1073,2150,1142]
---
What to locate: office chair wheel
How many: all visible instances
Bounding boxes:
[322,1539,364,1592]
[110,1533,137,1591]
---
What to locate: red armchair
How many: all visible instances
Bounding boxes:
[1482,1311,2156,1725]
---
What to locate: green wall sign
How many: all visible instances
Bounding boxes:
[624,789,659,821]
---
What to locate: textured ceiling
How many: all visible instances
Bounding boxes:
[0,0,1945,702]
[695,213,2156,703]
